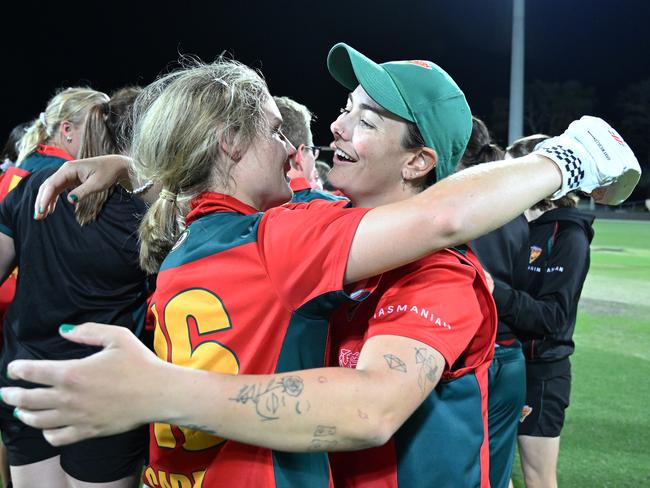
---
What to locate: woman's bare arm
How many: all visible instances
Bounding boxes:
[344,116,640,283]
[2,325,443,451]
[345,155,560,283]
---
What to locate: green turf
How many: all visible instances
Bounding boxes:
[512,219,650,487]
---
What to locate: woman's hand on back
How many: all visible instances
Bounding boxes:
[34,155,132,220]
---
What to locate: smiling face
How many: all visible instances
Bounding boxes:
[328,86,420,208]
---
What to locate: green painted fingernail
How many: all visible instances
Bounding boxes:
[33,210,38,219]
[69,194,78,203]
[60,324,76,334]
[12,408,19,419]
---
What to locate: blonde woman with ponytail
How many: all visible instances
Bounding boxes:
[16,87,109,171]
[2,53,637,488]
[0,87,148,488]
[0,88,110,346]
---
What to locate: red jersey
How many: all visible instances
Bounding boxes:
[144,193,369,488]
[327,247,497,488]
[289,176,312,192]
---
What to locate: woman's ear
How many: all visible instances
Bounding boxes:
[60,121,72,134]
[59,120,73,141]
[219,139,241,162]
[402,146,438,182]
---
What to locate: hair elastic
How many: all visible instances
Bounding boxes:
[159,189,177,202]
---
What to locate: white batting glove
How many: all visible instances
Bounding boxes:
[534,116,641,205]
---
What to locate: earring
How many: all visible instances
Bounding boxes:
[66,136,72,143]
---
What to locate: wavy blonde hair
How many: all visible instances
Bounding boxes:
[132,57,270,273]
[17,87,109,163]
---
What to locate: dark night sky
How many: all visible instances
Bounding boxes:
[3,0,649,149]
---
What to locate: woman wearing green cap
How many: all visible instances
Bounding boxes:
[1,46,638,487]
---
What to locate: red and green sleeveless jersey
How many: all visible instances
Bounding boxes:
[327,247,497,488]
[144,192,369,488]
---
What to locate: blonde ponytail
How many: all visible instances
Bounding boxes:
[17,118,49,163]
[138,192,183,273]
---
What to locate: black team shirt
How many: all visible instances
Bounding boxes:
[0,169,148,382]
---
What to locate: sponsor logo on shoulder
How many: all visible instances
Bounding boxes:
[529,245,542,263]
[171,229,190,252]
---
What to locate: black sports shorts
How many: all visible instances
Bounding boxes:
[0,402,147,483]
[518,357,571,438]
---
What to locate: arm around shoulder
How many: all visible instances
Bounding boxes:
[345,155,562,283]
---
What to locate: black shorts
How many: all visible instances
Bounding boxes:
[0,402,147,483]
[518,357,571,438]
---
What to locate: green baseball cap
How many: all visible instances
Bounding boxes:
[327,42,472,180]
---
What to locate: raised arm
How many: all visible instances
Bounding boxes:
[345,116,640,283]
[345,154,560,283]
[2,325,443,450]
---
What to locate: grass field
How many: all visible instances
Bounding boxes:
[511,219,650,487]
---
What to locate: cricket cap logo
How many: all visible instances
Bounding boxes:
[397,60,433,69]
[529,245,542,264]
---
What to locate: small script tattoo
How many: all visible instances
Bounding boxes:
[415,347,440,396]
[314,425,336,436]
[229,376,307,421]
[384,354,407,373]
[310,438,338,450]
[309,425,338,451]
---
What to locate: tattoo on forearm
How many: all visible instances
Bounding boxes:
[383,354,407,373]
[415,347,440,396]
[295,400,311,415]
[310,438,339,450]
[309,425,338,451]
[314,425,336,436]
[358,409,369,420]
[229,376,306,421]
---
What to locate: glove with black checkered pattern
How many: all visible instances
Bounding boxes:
[533,116,641,205]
